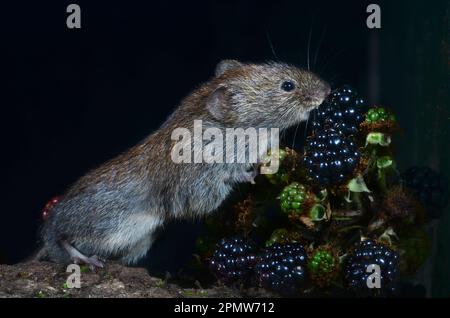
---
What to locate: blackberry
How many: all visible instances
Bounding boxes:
[365,107,396,124]
[382,185,425,223]
[304,128,360,187]
[264,148,290,185]
[279,182,307,214]
[311,85,366,136]
[401,166,449,219]
[308,246,339,287]
[343,239,399,296]
[265,228,301,247]
[256,243,308,295]
[41,196,61,220]
[209,237,256,283]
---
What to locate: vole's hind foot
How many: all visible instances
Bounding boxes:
[61,240,105,271]
[81,255,105,271]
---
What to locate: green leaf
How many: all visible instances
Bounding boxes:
[365,132,391,147]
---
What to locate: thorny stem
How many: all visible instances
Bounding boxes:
[377,168,388,195]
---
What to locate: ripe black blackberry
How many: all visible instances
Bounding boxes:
[401,166,449,219]
[304,128,360,187]
[343,239,399,296]
[311,85,366,136]
[256,243,308,295]
[209,237,256,284]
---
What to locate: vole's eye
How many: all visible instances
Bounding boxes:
[281,81,295,92]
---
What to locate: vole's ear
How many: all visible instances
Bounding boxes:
[206,86,230,120]
[215,59,243,77]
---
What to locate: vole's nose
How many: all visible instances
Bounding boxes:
[319,80,331,99]
[314,81,331,106]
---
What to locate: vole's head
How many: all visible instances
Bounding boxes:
[206,60,330,129]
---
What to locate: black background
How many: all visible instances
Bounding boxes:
[1,0,449,294]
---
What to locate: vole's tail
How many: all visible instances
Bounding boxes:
[25,246,49,262]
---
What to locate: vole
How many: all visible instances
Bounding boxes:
[39,60,330,268]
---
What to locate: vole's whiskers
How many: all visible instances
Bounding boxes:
[266,30,278,60]
[291,121,301,150]
[307,25,313,71]
[313,25,327,72]
[303,114,310,139]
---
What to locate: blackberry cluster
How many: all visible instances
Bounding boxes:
[343,240,399,296]
[311,85,366,136]
[256,243,308,295]
[304,128,360,186]
[209,237,256,283]
[401,166,449,219]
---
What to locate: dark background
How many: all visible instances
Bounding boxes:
[1,0,449,296]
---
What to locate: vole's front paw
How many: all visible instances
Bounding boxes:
[241,169,258,184]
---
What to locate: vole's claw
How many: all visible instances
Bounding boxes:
[73,255,104,271]
[86,255,105,270]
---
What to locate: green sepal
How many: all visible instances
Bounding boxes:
[348,175,371,193]
[376,156,393,169]
[310,204,327,221]
[346,175,371,203]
